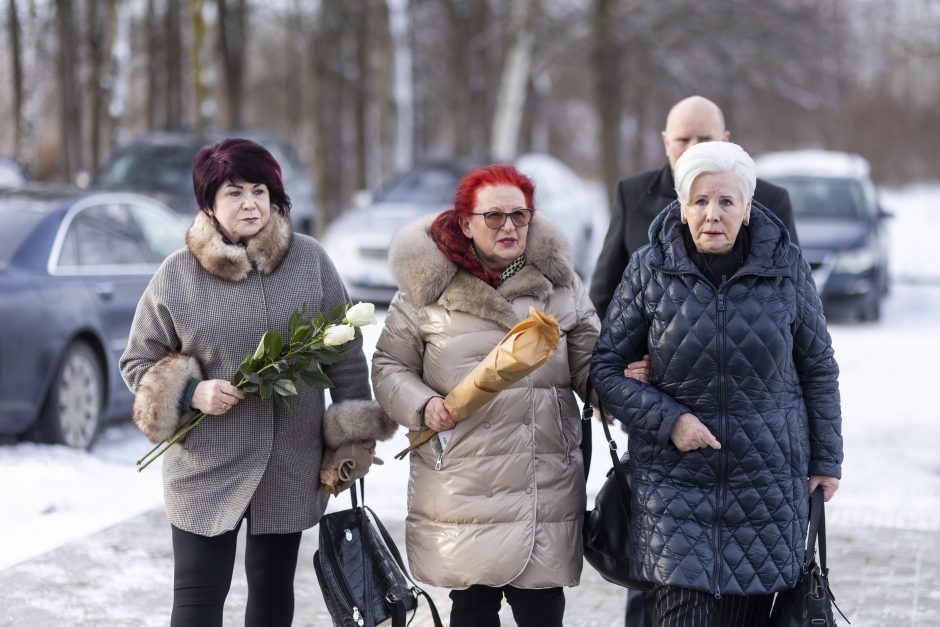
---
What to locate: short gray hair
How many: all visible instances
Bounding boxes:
[673,141,756,205]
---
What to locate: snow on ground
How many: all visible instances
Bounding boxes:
[1,184,939,572]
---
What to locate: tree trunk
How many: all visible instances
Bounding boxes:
[145,0,160,130]
[490,0,538,161]
[189,0,208,133]
[592,0,623,209]
[311,3,347,225]
[86,0,109,172]
[164,0,183,129]
[387,0,413,172]
[55,0,82,181]
[7,0,24,160]
[353,0,370,192]
[216,0,247,130]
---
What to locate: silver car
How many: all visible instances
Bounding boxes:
[321,154,600,303]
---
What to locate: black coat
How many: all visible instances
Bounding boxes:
[590,164,798,318]
[590,202,842,596]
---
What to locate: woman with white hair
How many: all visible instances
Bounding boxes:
[591,141,843,626]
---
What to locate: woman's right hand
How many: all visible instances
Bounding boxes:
[624,354,651,384]
[423,396,456,432]
[670,412,721,451]
[192,379,245,415]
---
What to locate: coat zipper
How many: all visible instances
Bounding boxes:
[322,521,366,625]
[553,386,571,464]
[713,289,728,599]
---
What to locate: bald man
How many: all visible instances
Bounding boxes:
[589,96,798,319]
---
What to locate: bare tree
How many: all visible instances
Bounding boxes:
[7,0,24,160]
[55,0,82,180]
[216,0,246,130]
[387,0,413,171]
[591,0,623,207]
[490,0,539,160]
[164,0,183,129]
[85,0,118,172]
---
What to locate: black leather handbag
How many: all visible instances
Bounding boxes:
[314,480,443,627]
[769,487,850,626]
[581,396,654,591]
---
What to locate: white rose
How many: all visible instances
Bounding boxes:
[323,324,356,346]
[345,302,375,327]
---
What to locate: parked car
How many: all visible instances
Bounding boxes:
[92,130,318,235]
[0,186,188,448]
[756,149,891,321]
[321,154,599,303]
[0,157,28,188]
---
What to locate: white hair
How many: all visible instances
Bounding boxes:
[673,141,756,205]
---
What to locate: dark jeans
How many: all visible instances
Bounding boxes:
[170,520,302,627]
[449,584,565,627]
[652,584,774,627]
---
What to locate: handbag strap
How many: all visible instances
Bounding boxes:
[804,486,826,571]
[352,479,376,627]
[591,388,631,505]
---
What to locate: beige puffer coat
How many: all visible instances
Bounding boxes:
[371,214,600,589]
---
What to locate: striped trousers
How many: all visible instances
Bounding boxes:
[652,584,774,627]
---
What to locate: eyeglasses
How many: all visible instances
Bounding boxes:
[471,208,534,229]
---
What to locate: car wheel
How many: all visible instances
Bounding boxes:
[34,341,103,449]
[860,296,881,322]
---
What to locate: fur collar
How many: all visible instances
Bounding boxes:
[186,210,294,282]
[388,214,574,329]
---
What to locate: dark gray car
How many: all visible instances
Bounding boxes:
[0,187,187,448]
[757,150,890,321]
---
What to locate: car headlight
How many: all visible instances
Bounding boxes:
[834,246,877,274]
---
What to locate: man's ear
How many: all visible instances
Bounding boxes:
[722,130,731,141]
[661,130,669,150]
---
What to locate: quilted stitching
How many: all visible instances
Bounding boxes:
[591,202,843,596]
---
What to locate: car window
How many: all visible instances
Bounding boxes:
[127,203,187,259]
[57,204,159,270]
[772,176,869,221]
[375,167,461,204]
[96,145,196,196]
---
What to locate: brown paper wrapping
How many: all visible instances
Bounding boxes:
[395,307,560,459]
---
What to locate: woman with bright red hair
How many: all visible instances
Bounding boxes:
[372,164,616,626]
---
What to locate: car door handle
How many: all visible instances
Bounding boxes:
[94,282,115,299]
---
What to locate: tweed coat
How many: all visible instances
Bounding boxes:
[589,164,797,318]
[591,201,843,596]
[371,214,600,589]
[121,210,378,537]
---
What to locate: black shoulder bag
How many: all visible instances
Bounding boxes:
[581,386,654,590]
[769,486,850,626]
[314,479,444,627]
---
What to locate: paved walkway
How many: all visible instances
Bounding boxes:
[1,507,938,626]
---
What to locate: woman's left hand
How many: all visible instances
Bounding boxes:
[808,476,840,502]
[624,354,651,384]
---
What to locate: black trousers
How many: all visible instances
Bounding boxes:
[651,585,774,627]
[170,520,302,627]
[449,584,565,627]
[625,587,655,627]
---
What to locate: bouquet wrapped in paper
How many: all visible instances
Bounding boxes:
[395,307,561,459]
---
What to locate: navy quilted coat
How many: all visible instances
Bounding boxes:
[591,201,843,597]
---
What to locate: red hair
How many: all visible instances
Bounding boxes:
[428,164,536,285]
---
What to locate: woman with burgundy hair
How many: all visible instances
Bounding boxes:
[372,164,643,626]
[121,138,392,626]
